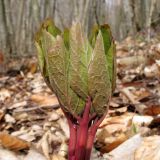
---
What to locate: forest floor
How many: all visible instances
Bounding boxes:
[0,33,160,160]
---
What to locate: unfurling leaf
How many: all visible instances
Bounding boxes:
[88,31,111,115]
[35,20,116,117]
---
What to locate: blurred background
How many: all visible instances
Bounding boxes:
[1,1,160,159]
[0,0,160,59]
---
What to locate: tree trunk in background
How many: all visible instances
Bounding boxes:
[0,0,159,57]
[1,0,14,55]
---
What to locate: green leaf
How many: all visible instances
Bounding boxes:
[41,18,61,37]
[35,42,44,73]
[35,19,61,92]
[35,38,53,92]
[42,30,85,115]
[63,28,70,50]
[106,42,116,92]
[69,23,91,100]
[100,25,112,55]
[35,21,116,117]
[89,26,99,48]
[42,31,68,105]
[100,25,116,92]
[88,31,111,116]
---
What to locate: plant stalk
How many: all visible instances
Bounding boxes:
[68,122,77,159]
[66,97,105,160]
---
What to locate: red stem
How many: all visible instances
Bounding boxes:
[75,97,91,160]
[85,114,107,160]
[85,128,97,160]
[68,122,77,160]
[63,97,107,160]
[62,109,77,160]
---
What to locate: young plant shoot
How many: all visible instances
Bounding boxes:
[35,19,116,160]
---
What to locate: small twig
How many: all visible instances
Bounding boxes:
[120,88,138,104]
[119,87,147,114]
[13,104,59,113]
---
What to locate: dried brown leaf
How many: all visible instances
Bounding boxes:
[24,149,47,160]
[0,148,20,160]
[28,62,37,74]
[104,134,142,160]
[30,94,58,107]
[0,88,11,101]
[144,105,160,116]
[0,132,30,151]
[135,136,160,160]
[9,101,27,110]
[0,110,4,121]
[51,154,65,160]
[100,133,128,153]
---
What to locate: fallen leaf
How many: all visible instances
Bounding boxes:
[134,89,151,102]
[37,131,50,159]
[24,149,47,160]
[0,132,30,151]
[96,113,135,153]
[104,134,142,160]
[0,88,11,101]
[149,116,160,128]
[28,62,37,74]
[0,148,20,160]
[100,112,134,128]
[9,101,27,109]
[51,154,66,160]
[143,104,160,116]
[58,142,68,157]
[132,115,153,127]
[144,64,160,78]
[135,135,160,160]
[48,111,60,121]
[0,110,4,121]
[99,133,128,153]
[58,118,69,139]
[4,114,16,123]
[30,94,58,107]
